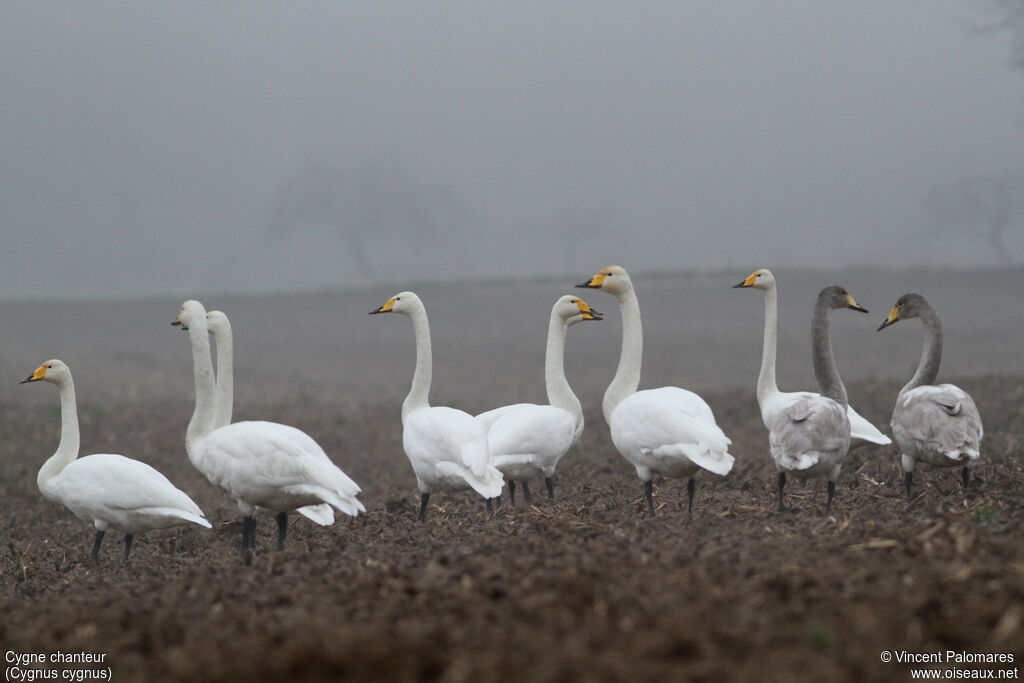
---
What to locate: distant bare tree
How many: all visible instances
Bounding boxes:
[926,171,1022,264]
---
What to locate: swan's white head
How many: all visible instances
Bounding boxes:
[21,359,71,386]
[576,265,631,296]
[369,291,422,316]
[877,292,929,331]
[819,285,868,314]
[206,310,231,338]
[553,294,603,324]
[172,299,208,331]
[734,268,776,291]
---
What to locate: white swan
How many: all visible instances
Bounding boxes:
[174,300,364,554]
[21,359,211,562]
[768,286,866,512]
[577,266,734,516]
[878,292,983,501]
[370,291,504,520]
[475,295,602,506]
[207,309,335,526]
[734,268,891,448]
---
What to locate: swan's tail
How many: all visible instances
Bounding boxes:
[436,461,505,499]
[296,504,336,526]
[283,484,365,518]
[142,507,213,529]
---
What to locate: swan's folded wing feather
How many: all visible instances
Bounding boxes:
[769,397,850,469]
[894,385,983,460]
[484,404,577,460]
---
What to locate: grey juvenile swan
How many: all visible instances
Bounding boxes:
[770,286,867,512]
[877,293,982,501]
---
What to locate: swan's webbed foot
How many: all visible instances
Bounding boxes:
[416,492,430,522]
[121,535,133,564]
[776,472,786,513]
[522,481,533,505]
[644,480,655,517]
[508,481,516,507]
[904,472,913,503]
[90,530,105,563]
[545,477,555,499]
[826,480,835,513]
[276,512,287,551]
[686,478,696,513]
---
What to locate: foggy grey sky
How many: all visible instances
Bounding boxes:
[2,1,1023,299]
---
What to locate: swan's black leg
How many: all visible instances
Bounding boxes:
[240,516,255,554]
[777,472,786,512]
[122,535,133,564]
[522,481,533,505]
[416,493,430,522]
[687,478,696,513]
[545,477,555,499]
[276,512,288,551]
[904,472,913,502]
[962,466,970,491]
[90,530,104,562]
[486,498,494,512]
[826,480,835,513]
[644,480,655,517]
[508,481,517,507]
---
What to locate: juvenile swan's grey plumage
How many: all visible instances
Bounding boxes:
[877,293,983,501]
[770,286,867,512]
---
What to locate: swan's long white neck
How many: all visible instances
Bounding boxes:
[402,302,432,421]
[211,325,233,429]
[811,297,848,409]
[757,284,780,403]
[38,375,80,494]
[603,285,642,422]
[185,316,218,455]
[545,312,581,419]
[901,305,943,398]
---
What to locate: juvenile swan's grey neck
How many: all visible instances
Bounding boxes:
[901,303,943,397]
[811,294,848,409]
[603,285,642,422]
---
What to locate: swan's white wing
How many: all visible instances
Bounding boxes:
[475,403,532,432]
[769,396,851,472]
[194,421,364,516]
[482,403,577,476]
[893,384,982,464]
[403,407,503,497]
[610,388,734,477]
[49,454,211,533]
[762,390,890,446]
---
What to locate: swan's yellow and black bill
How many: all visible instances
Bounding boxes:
[21,365,47,384]
[733,271,759,288]
[575,299,603,320]
[171,309,187,329]
[370,298,396,314]
[877,304,901,331]
[576,273,606,289]
[845,293,868,314]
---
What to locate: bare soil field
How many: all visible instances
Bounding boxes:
[1,268,1022,681]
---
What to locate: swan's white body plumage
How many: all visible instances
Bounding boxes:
[474,295,599,486]
[177,300,364,525]
[192,420,365,518]
[610,387,733,481]
[404,406,504,498]
[373,291,504,503]
[207,309,337,526]
[25,359,211,543]
[580,266,735,488]
[41,453,211,534]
